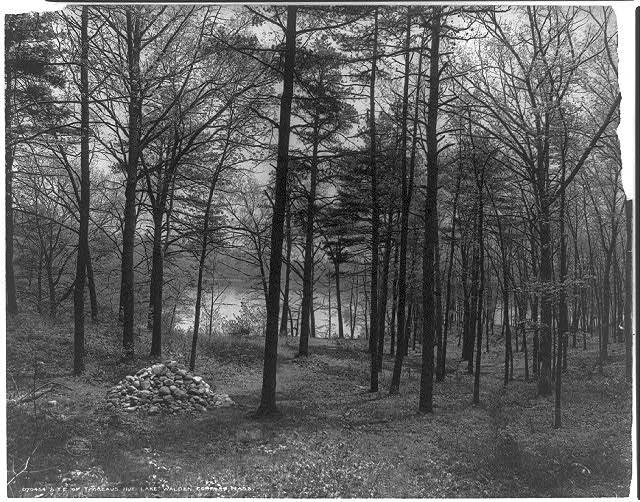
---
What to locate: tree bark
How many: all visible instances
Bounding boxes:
[624,199,632,379]
[368,7,380,392]
[189,153,225,371]
[377,212,393,370]
[555,157,569,425]
[279,203,292,337]
[86,249,98,321]
[390,243,399,355]
[390,9,414,395]
[5,62,18,315]
[256,6,296,416]
[73,6,90,375]
[334,258,344,339]
[472,154,485,404]
[419,7,441,413]
[439,165,462,381]
[120,8,141,360]
[299,118,320,357]
[149,210,163,358]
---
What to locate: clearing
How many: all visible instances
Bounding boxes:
[6,312,632,497]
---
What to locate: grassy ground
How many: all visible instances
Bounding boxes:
[6,312,632,497]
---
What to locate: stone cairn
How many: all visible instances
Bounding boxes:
[105,360,233,415]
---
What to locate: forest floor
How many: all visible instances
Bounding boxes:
[6,312,632,497]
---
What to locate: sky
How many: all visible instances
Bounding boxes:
[0,0,635,200]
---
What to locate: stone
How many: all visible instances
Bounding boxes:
[106,362,222,415]
[151,364,166,376]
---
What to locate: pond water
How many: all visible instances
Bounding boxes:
[174,283,366,340]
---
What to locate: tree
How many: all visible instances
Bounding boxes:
[294,43,357,357]
[419,6,442,413]
[624,199,632,379]
[255,6,297,417]
[389,7,414,395]
[73,6,90,375]
[5,13,66,315]
[464,6,621,395]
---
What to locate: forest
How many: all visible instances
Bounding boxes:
[5,4,633,497]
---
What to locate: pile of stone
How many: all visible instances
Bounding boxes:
[105,360,233,415]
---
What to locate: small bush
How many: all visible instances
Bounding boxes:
[222,301,265,337]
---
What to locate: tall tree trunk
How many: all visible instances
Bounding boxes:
[189,151,225,371]
[368,7,380,392]
[624,199,632,379]
[434,214,444,379]
[439,165,462,380]
[256,6,296,416]
[377,212,393,370]
[389,243,399,355]
[5,66,18,315]
[279,204,292,337]
[149,210,163,358]
[73,6,90,375]
[299,118,319,356]
[419,7,441,412]
[121,8,141,360]
[472,162,485,404]
[390,9,414,394]
[327,272,332,337]
[37,247,43,313]
[86,249,98,321]
[466,232,479,374]
[554,156,569,425]
[538,198,554,395]
[349,272,359,338]
[335,259,344,339]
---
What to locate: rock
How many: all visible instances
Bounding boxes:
[151,364,166,376]
[106,362,224,415]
